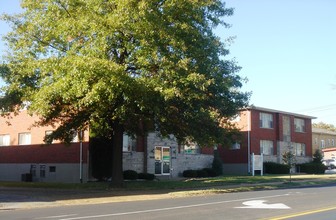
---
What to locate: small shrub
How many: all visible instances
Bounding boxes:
[183,169,198,178]
[299,162,326,174]
[123,170,138,180]
[138,173,155,181]
[202,168,217,177]
[196,169,208,178]
[264,162,289,174]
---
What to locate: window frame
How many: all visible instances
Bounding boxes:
[260,140,274,155]
[294,118,305,133]
[18,132,31,145]
[259,112,274,129]
[294,143,306,156]
[0,134,10,146]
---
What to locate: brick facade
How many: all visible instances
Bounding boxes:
[219,106,315,174]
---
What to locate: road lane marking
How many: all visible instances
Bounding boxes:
[35,214,78,219]
[236,200,290,209]
[269,206,336,220]
[59,193,291,220]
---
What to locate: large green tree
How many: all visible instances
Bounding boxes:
[0,0,249,186]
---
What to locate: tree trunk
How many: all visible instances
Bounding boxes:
[110,122,124,187]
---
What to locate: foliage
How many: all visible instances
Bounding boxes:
[123,170,138,180]
[312,149,323,164]
[212,150,223,176]
[313,122,336,132]
[298,162,326,174]
[138,173,155,181]
[183,169,198,178]
[263,162,289,174]
[182,168,219,178]
[0,0,249,185]
[282,151,296,168]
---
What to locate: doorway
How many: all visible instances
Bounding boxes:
[154,146,170,175]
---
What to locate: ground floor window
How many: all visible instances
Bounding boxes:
[123,134,137,152]
[260,140,273,155]
[294,143,305,156]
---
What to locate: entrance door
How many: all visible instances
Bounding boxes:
[154,146,170,175]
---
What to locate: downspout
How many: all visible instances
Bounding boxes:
[247,110,251,174]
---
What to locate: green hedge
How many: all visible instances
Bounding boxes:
[298,162,326,174]
[138,173,155,180]
[264,162,290,174]
[123,170,138,180]
[182,168,219,178]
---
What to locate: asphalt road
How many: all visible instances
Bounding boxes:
[1,185,336,220]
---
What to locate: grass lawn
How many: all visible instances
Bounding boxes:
[1,174,336,192]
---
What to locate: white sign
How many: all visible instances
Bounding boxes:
[236,200,290,209]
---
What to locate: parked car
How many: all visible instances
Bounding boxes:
[322,159,336,169]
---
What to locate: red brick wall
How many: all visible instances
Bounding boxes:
[220,108,314,164]
[0,143,89,164]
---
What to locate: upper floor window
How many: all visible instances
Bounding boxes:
[294,143,306,156]
[260,113,273,129]
[0,134,10,146]
[321,140,325,148]
[260,140,273,155]
[19,132,31,145]
[294,118,305,132]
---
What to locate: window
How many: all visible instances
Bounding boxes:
[49,166,56,172]
[183,143,200,154]
[260,113,273,128]
[294,143,305,156]
[18,133,31,145]
[30,165,36,177]
[0,134,10,146]
[294,118,305,132]
[123,134,137,152]
[40,165,46,178]
[314,138,318,145]
[321,140,325,148]
[231,142,241,150]
[332,139,335,146]
[260,140,273,155]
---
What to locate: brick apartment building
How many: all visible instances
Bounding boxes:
[0,110,213,183]
[218,106,316,174]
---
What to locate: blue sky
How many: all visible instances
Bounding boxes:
[1,0,336,125]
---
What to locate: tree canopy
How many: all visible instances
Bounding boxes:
[313,122,336,132]
[1,0,249,184]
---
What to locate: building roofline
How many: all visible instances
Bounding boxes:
[244,105,317,119]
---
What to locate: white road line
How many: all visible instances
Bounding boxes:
[59,193,292,220]
[35,214,78,219]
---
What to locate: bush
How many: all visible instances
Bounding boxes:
[298,162,326,174]
[183,169,198,178]
[123,170,138,180]
[138,173,155,180]
[196,169,208,178]
[202,168,217,177]
[264,162,289,174]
